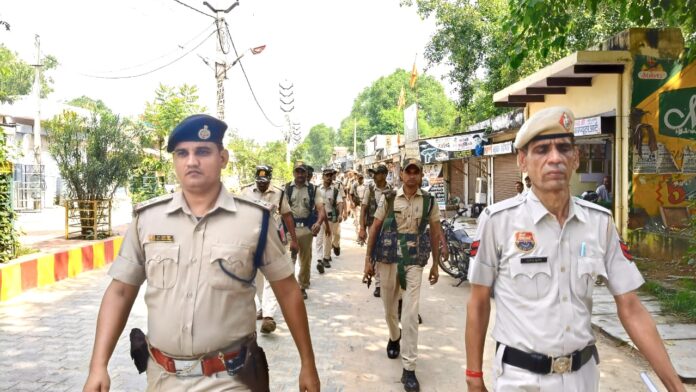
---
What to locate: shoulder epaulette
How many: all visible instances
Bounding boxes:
[574,197,612,215]
[134,193,175,213]
[234,195,273,211]
[483,196,525,217]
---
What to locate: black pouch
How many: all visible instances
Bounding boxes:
[129,328,149,374]
[235,337,270,392]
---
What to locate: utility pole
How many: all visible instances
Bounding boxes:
[203,1,240,120]
[31,34,43,166]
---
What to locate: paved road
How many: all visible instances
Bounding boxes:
[1,221,693,391]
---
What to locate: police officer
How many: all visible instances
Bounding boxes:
[364,158,442,392]
[315,167,343,271]
[286,162,326,299]
[465,107,685,392]
[83,114,320,392]
[350,172,366,242]
[241,165,299,334]
[359,164,393,297]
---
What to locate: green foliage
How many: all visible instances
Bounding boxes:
[0,44,57,104]
[295,124,336,168]
[129,156,167,204]
[505,0,695,67]
[642,280,696,322]
[685,199,696,266]
[0,128,20,263]
[68,96,113,115]
[404,0,636,125]
[227,136,293,187]
[45,110,140,201]
[336,69,456,154]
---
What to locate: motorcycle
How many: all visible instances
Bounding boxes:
[439,206,473,286]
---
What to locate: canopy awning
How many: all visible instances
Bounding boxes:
[493,51,632,107]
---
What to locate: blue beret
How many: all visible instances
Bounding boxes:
[166,114,227,152]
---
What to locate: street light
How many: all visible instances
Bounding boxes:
[227,45,266,70]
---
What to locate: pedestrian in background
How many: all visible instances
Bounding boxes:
[83,114,319,391]
[315,167,343,273]
[240,164,298,334]
[465,107,684,392]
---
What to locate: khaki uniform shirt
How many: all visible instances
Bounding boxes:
[288,182,324,220]
[352,182,367,205]
[240,184,291,216]
[468,191,644,357]
[374,187,440,234]
[109,187,293,357]
[318,184,343,218]
[362,183,392,209]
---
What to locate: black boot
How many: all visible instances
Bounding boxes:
[401,369,420,392]
[316,260,325,274]
[386,333,401,359]
[333,246,340,256]
[323,258,331,268]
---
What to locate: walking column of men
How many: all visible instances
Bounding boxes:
[82,110,686,392]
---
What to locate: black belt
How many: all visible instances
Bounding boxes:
[497,342,598,375]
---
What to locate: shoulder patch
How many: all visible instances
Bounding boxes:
[485,196,525,217]
[134,193,174,213]
[574,197,612,215]
[235,195,272,211]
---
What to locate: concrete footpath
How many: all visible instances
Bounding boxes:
[2,219,694,391]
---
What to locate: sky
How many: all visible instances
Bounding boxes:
[1,0,454,144]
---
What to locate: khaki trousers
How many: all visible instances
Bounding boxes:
[315,221,341,259]
[254,272,278,318]
[295,227,313,289]
[377,262,423,371]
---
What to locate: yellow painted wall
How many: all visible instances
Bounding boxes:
[529,74,620,118]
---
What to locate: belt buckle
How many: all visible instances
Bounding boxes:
[551,355,571,374]
[173,359,203,377]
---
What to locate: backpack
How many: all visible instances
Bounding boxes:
[373,191,434,289]
[326,186,340,222]
[286,182,318,227]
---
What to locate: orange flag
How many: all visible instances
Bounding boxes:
[409,62,418,89]
[397,87,406,110]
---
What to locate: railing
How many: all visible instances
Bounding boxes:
[64,199,112,240]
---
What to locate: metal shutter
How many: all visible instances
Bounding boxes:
[493,154,521,202]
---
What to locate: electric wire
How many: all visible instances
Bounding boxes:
[89,23,216,74]
[77,30,216,79]
[171,0,215,19]
[225,21,282,128]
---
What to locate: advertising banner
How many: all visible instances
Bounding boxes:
[419,133,487,163]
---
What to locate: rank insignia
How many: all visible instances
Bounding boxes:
[148,234,174,242]
[470,240,480,257]
[514,231,536,252]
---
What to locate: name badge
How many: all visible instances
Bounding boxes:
[520,256,547,264]
[148,234,174,242]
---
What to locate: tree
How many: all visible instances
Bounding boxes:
[227,137,293,186]
[46,110,140,238]
[506,0,695,67]
[0,44,57,104]
[295,124,336,168]
[336,69,457,154]
[0,122,19,263]
[404,0,633,125]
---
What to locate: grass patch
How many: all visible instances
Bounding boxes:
[641,280,696,322]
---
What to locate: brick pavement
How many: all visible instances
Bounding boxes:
[2,220,694,391]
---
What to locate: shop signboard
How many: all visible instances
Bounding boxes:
[484,141,514,156]
[422,164,446,209]
[659,87,696,140]
[404,104,419,143]
[419,132,487,164]
[574,116,602,136]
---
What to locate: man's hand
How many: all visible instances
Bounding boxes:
[364,257,375,278]
[466,377,487,392]
[428,266,439,285]
[83,366,110,392]
[298,363,320,392]
[358,227,367,242]
[289,239,299,253]
[310,223,321,236]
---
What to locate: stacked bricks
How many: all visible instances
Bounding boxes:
[0,236,123,301]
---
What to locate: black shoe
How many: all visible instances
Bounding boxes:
[301,288,308,300]
[373,286,381,297]
[316,260,325,274]
[401,369,420,392]
[333,246,340,256]
[418,314,422,324]
[256,309,263,320]
[386,335,401,359]
[323,258,331,268]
